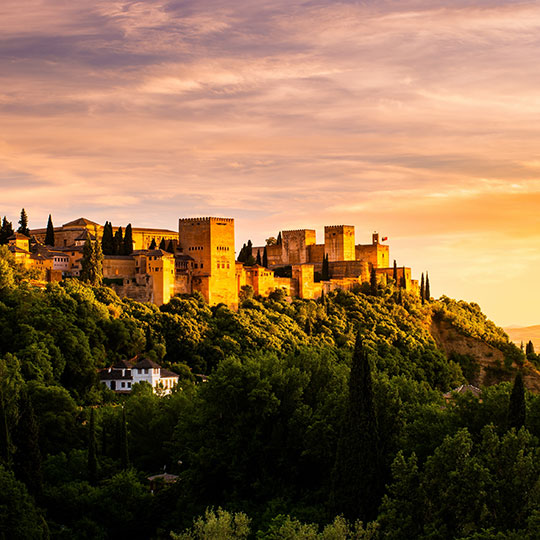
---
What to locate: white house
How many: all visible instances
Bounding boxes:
[99,356,179,395]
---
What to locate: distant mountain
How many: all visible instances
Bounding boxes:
[504,325,540,352]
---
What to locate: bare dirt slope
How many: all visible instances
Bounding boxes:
[431,318,540,392]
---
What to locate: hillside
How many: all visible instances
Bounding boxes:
[504,325,540,352]
[2,248,540,539]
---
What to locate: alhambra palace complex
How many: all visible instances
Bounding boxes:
[7,217,418,307]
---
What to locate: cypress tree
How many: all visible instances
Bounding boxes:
[101,222,114,255]
[80,233,103,286]
[393,259,398,283]
[262,246,268,268]
[17,209,30,237]
[149,238,157,250]
[123,224,134,255]
[166,239,174,254]
[91,232,104,286]
[44,214,55,246]
[331,332,381,521]
[0,217,14,245]
[13,390,42,498]
[80,238,94,283]
[113,226,123,255]
[370,267,377,295]
[425,272,431,302]
[159,237,167,251]
[322,254,330,281]
[526,341,535,356]
[256,250,262,265]
[277,231,282,245]
[508,371,526,430]
[246,240,255,265]
[0,387,11,467]
[88,407,98,484]
[420,273,425,304]
[120,407,129,470]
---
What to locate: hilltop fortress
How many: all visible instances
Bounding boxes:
[7,216,418,307]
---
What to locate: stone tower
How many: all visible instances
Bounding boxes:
[178,217,237,308]
[324,225,355,262]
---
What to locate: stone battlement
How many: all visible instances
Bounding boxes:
[325,225,354,229]
[179,217,234,223]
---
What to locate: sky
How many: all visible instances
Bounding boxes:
[2,0,540,327]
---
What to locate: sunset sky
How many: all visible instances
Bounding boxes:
[2,0,540,326]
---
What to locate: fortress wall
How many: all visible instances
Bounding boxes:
[282,229,316,265]
[274,277,292,296]
[174,274,191,295]
[308,244,325,263]
[356,243,389,268]
[179,217,237,308]
[266,244,284,267]
[110,280,154,304]
[103,257,136,279]
[324,225,356,262]
[329,260,369,281]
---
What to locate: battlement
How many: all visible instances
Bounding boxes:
[179,217,234,223]
[325,225,354,230]
[282,228,316,234]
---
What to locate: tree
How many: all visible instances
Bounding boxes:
[276,231,282,245]
[420,273,425,304]
[0,217,14,245]
[322,254,330,281]
[526,340,535,356]
[17,209,30,237]
[393,259,398,283]
[425,272,431,302]
[262,246,268,268]
[113,226,124,255]
[12,389,42,498]
[171,508,251,539]
[149,238,157,250]
[159,238,167,251]
[166,240,174,254]
[123,224,133,255]
[80,233,103,286]
[370,267,377,295]
[101,221,114,255]
[256,250,262,265]
[331,332,381,521]
[508,372,526,430]
[44,214,55,246]
[88,407,98,484]
[120,406,129,470]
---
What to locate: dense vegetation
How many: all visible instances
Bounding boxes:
[1,247,539,539]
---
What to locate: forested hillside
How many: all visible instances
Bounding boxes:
[1,246,540,539]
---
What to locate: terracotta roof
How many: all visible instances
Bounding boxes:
[147,473,179,483]
[99,369,132,381]
[160,369,180,379]
[113,359,135,369]
[443,384,482,399]
[145,249,171,257]
[134,357,161,369]
[8,232,30,240]
[8,245,30,254]
[74,230,96,241]
[62,218,101,228]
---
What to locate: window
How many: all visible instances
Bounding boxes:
[128,382,131,388]
[121,382,125,388]
[144,368,148,374]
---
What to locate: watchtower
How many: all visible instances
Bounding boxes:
[324,225,355,262]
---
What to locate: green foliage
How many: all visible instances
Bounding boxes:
[0,216,14,245]
[172,507,251,539]
[101,221,114,255]
[80,235,104,286]
[45,214,55,246]
[17,208,30,237]
[508,372,526,429]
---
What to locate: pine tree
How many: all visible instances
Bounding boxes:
[256,250,262,265]
[425,272,431,302]
[113,226,124,255]
[17,209,30,237]
[393,259,398,283]
[123,224,133,255]
[420,273,425,304]
[149,238,157,250]
[13,390,42,498]
[0,217,14,245]
[508,371,526,430]
[87,407,98,484]
[120,407,129,470]
[159,237,167,251]
[370,267,377,295]
[80,233,103,286]
[44,214,55,246]
[101,221,114,255]
[322,254,330,281]
[331,332,381,521]
[262,246,268,268]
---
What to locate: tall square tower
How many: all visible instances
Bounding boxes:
[178,217,237,308]
[324,225,355,262]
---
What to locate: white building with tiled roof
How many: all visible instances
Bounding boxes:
[99,355,179,395]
